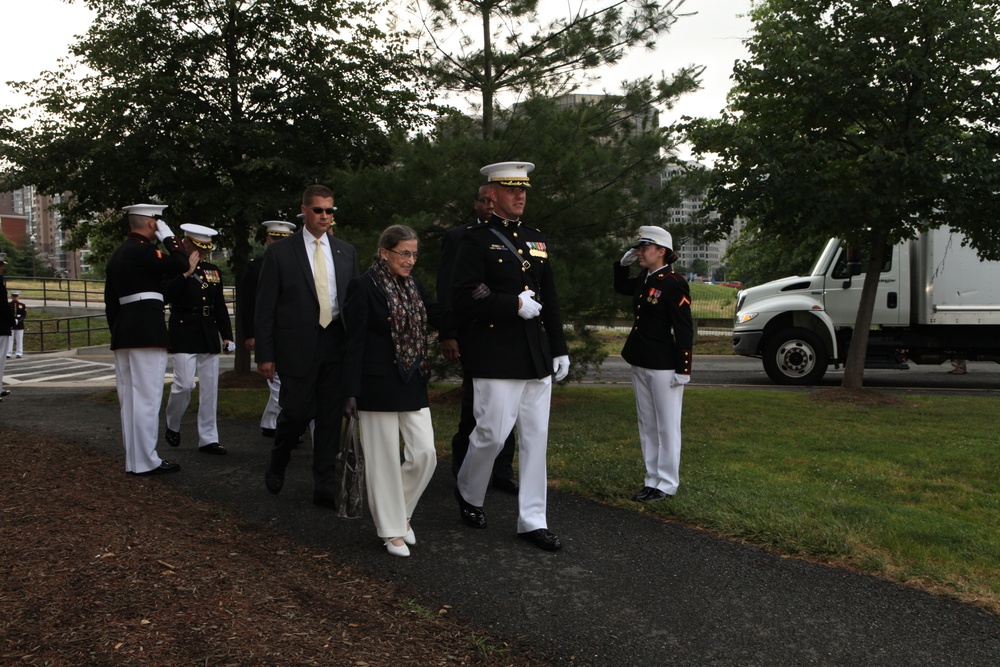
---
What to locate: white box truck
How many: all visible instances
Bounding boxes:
[732,226,1000,384]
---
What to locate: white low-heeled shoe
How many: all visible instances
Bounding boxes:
[384,539,410,557]
[403,526,416,546]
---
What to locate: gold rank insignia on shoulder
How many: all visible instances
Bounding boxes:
[527,241,548,258]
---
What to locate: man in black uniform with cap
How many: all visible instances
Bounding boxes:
[0,254,13,398]
[9,291,26,359]
[450,161,570,551]
[239,220,297,438]
[104,204,192,474]
[438,184,518,493]
[163,223,233,455]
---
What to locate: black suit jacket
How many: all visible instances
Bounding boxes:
[343,270,445,411]
[451,215,568,379]
[437,218,480,341]
[237,256,262,341]
[254,230,359,377]
[613,262,693,373]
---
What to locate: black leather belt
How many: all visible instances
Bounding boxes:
[174,306,214,317]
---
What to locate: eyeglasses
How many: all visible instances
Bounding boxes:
[310,207,337,215]
[476,197,492,204]
[387,249,419,260]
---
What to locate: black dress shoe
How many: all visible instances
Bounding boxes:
[0,389,11,398]
[641,488,670,502]
[491,476,519,494]
[313,495,338,510]
[518,528,562,551]
[264,467,284,494]
[454,488,487,529]
[631,486,655,501]
[165,428,181,447]
[135,461,181,476]
[199,443,227,455]
[261,427,276,438]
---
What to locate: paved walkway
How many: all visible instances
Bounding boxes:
[5,385,1000,665]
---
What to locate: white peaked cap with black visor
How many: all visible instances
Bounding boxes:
[481,161,534,188]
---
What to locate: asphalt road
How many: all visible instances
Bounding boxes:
[589,354,1000,395]
[7,346,999,396]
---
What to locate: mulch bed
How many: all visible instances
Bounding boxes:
[0,431,545,666]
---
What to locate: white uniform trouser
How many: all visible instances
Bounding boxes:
[260,374,281,430]
[165,352,220,446]
[458,376,552,533]
[114,348,168,473]
[0,336,10,389]
[11,330,23,356]
[359,408,437,540]
[631,366,684,495]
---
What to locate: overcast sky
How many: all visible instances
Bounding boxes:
[0,0,753,124]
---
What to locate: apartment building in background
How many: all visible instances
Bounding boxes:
[0,185,83,278]
[661,161,744,282]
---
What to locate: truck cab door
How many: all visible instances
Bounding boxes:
[821,242,905,326]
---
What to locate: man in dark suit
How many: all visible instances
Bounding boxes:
[451,162,570,551]
[239,220,296,437]
[104,204,191,474]
[255,184,360,508]
[438,185,518,493]
[163,224,233,455]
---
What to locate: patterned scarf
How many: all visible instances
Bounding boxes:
[371,258,428,381]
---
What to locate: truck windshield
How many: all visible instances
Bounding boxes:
[808,238,842,277]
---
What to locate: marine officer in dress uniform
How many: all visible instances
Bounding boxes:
[239,220,297,438]
[9,292,27,359]
[163,224,233,455]
[613,225,693,501]
[438,185,518,493]
[0,255,13,399]
[104,204,192,474]
[450,161,571,551]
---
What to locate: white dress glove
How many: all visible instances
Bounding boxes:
[553,355,570,382]
[620,248,638,266]
[671,373,690,387]
[518,289,542,320]
[154,219,175,242]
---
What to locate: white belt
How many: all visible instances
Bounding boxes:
[118,292,163,305]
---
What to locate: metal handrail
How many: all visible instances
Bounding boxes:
[4,276,235,308]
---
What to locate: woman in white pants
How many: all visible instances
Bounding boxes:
[343,225,445,557]
[613,226,693,502]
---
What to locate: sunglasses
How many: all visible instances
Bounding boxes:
[310,207,337,215]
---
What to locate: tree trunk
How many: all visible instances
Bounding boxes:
[841,229,889,389]
[480,2,493,140]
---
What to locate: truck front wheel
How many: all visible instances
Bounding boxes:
[762,328,829,385]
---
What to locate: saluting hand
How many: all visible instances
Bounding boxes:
[184,250,199,277]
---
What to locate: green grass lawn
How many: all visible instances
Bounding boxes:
[213,383,1000,613]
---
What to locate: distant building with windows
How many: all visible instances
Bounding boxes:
[661,161,744,282]
[0,184,83,278]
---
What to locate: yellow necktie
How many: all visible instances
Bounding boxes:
[314,239,333,327]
